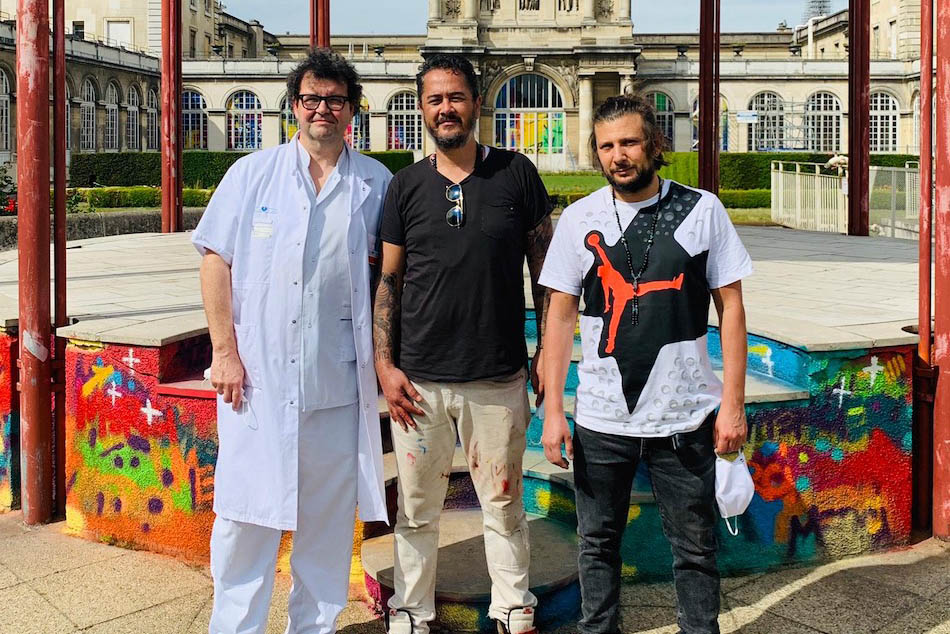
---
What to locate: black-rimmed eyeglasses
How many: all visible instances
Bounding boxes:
[297,94,348,111]
[445,183,464,228]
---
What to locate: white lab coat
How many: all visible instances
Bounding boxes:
[191,134,391,530]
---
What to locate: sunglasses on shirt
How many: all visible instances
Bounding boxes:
[445,183,464,229]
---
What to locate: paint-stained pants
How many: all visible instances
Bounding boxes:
[209,403,359,634]
[386,370,537,634]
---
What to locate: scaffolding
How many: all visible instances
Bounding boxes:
[744,97,844,152]
[803,0,832,22]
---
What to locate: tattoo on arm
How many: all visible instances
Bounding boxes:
[373,271,401,366]
[526,216,554,337]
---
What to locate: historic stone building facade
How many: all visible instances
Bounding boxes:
[0,1,930,175]
[0,19,160,168]
[176,0,927,171]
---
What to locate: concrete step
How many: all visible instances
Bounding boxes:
[362,509,579,604]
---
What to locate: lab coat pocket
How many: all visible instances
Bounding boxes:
[246,211,278,282]
[339,318,357,362]
[234,323,263,388]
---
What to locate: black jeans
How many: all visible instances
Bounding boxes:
[573,417,720,634]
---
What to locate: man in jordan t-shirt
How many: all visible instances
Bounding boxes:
[539,94,754,634]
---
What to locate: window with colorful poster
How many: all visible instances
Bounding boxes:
[345,96,371,151]
[493,74,565,159]
[227,90,262,151]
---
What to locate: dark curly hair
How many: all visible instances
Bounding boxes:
[589,93,670,171]
[416,53,479,100]
[286,48,362,106]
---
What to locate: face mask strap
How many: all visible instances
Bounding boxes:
[723,516,740,536]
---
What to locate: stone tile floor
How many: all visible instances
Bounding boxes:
[0,226,928,351]
[2,511,949,633]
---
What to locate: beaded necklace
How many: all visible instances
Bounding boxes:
[610,177,664,327]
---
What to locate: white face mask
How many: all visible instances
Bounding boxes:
[715,451,755,536]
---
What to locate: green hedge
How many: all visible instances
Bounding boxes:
[70,150,415,188]
[549,188,770,210]
[658,152,920,190]
[718,189,770,209]
[78,187,213,209]
[363,151,415,175]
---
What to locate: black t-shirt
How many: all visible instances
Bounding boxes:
[379,147,551,382]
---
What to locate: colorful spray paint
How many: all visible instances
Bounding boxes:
[0,331,18,512]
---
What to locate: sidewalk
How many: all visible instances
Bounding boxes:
[2,511,949,634]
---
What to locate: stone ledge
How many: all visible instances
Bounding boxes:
[0,208,205,251]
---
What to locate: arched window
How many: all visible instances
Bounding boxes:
[183,90,208,150]
[0,71,10,153]
[279,96,297,144]
[345,96,371,151]
[646,92,675,150]
[104,82,120,150]
[747,91,785,152]
[494,74,565,162]
[126,86,140,151]
[146,89,159,150]
[869,91,899,153]
[80,79,97,151]
[805,91,842,152]
[912,92,920,155]
[387,91,422,151]
[690,96,730,151]
[226,90,262,150]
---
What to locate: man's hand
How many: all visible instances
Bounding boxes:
[377,363,424,432]
[713,403,747,454]
[541,409,572,469]
[210,348,246,412]
[530,347,545,407]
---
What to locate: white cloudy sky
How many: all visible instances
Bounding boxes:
[222,0,850,35]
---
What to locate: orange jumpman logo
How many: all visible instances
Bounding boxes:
[586,233,684,354]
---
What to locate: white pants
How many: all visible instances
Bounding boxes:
[387,371,537,634]
[209,403,359,634]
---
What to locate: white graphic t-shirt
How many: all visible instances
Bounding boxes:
[539,180,753,437]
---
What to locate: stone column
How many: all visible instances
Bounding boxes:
[464,0,477,20]
[618,0,630,20]
[581,0,595,21]
[262,110,281,148]
[369,112,387,152]
[578,75,594,169]
[207,109,227,151]
[429,0,441,20]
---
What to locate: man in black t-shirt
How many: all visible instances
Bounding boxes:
[373,54,552,634]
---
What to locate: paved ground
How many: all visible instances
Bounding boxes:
[2,511,949,633]
[0,226,926,351]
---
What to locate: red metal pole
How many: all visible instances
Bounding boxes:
[921,0,934,366]
[16,0,53,525]
[698,0,720,193]
[914,0,935,535]
[161,0,183,233]
[52,0,67,519]
[310,0,319,50]
[932,0,950,540]
[319,0,331,49]
[848,0,870,236]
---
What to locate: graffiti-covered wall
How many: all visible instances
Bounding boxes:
[65,338,218,560]
[619,345,914,580]
[0,330,18,512]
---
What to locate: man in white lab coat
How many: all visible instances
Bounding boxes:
[192,49,391,634]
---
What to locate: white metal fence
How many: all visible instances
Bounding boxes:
[770,161,923,239]
[770,161,848,233]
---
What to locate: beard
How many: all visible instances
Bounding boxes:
[427,113,474,150]
[604,161,657,195]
